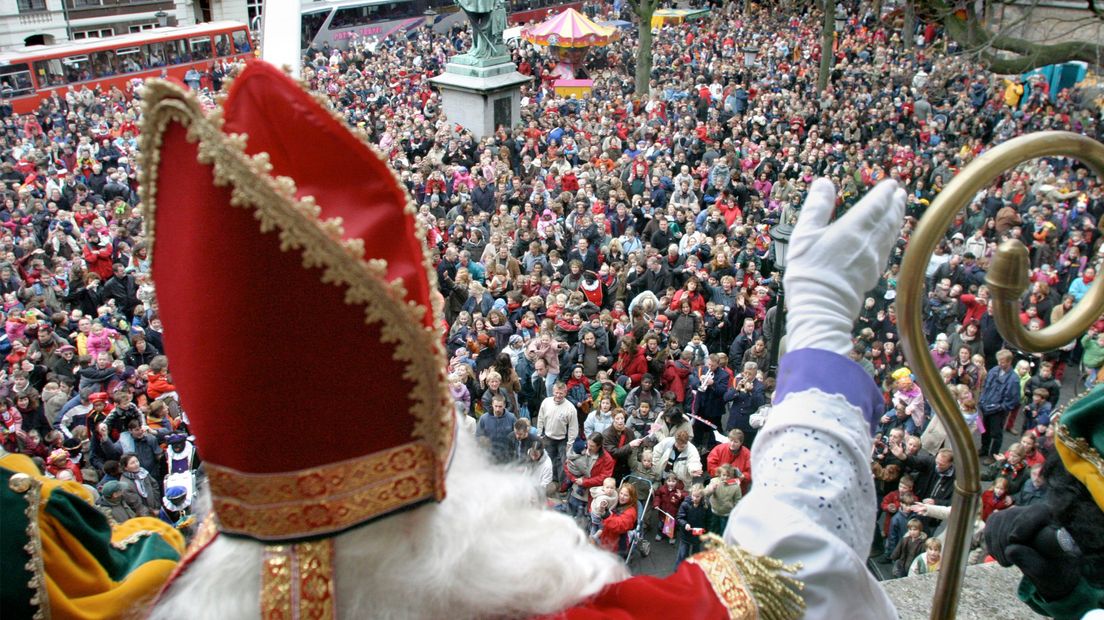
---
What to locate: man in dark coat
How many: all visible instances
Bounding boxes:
[687,354,731,452]
[101,263,140,319]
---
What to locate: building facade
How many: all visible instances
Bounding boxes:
[0,0,250,50]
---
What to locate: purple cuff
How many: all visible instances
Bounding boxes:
[774,348,884,436]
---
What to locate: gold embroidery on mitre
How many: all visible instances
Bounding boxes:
[262,545,293,620]
[687,534,805,620]
[261,540,335,620]
[207,442,436,540]
[136,79,455,532]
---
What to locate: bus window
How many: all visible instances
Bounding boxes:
[330,5,377,30]
[62,55,92,83]
[169,39,191,64]
[0,63,34,96]
[213,33,231,57]
[147,41,169,67]
[231,28,251,53]
[190,36,213,60]
[116,46,148,73]
[379,2,416,20]
[90,49,119,77]
[33,59,66,88]
[302,10,330,44]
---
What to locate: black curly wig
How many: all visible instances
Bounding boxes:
[1043,449,1104,586]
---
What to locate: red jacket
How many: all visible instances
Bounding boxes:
[662,359,691,403]
[146,372,176,400]
[614,349,648,387]
[705,443,752,493]
[564,449,614,489]
[981,489,1014,522]
[652,481,686,518]
[598,503,638,551]
[83,243,114,281]
[669,289,706,316]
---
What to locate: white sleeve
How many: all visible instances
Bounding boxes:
[725,387,897,619]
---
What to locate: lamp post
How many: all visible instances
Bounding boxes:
[740,46,759,67]
[767,222,792,372]
[834,5,847,33]
[155,10,169,28]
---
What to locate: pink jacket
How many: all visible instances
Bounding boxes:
[86,328,117,358]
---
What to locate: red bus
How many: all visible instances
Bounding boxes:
[0,21,253,114]
[507,0,583,25]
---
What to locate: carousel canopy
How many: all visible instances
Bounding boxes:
[522,7,621,48]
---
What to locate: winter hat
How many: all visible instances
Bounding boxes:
[102,481,122,498]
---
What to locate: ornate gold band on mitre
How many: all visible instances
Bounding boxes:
[207,442,438,541]
[262,539,335,620]
[688,534,806,620]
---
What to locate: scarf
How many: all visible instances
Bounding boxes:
[124,468,150,499]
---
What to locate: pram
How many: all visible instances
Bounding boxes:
[620,474,656,565]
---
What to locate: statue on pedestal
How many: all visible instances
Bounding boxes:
[454,0,509,63]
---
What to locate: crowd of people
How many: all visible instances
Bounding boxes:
[0,0,1101,584]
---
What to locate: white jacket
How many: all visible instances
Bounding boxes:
[649,437,702,487]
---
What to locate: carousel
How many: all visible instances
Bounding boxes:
[522,7,620,97]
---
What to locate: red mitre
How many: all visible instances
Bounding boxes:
[138,60,453,543]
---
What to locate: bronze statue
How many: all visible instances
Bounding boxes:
[456,0,508,61]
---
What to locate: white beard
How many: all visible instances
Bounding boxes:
[151,420,629,619]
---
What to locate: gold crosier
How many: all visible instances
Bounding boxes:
[896,131,1104,619]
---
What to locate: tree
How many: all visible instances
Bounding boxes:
[902,0,915,51]
[818,1,835,93]
[629,0,661,96]
[919,0,1104,74]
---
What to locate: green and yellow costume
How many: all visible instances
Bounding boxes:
[1,452,184,619]
[1024,386,1104,619]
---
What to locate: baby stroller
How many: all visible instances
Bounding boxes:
[620,474,656,565]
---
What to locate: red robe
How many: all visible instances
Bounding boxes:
[556,558,737,619]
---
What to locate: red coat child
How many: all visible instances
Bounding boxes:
[652,477,686,541]
[981,481,1015,522]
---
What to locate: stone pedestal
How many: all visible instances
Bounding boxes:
[430,56,530,140]
[881,562,1040,619]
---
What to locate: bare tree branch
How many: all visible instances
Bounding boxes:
[1085,0,1104,21]
[923,0,1104,73]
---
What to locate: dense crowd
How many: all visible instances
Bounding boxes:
[0,0,1101,580]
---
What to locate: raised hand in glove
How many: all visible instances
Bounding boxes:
[784,179,906,355]
[985,504,1081,601]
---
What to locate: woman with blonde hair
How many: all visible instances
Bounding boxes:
[922,383,981,452]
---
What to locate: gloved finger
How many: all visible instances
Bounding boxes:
[1006,544,1046,576]
[1008,543,1080,600]
[864,186,907,259]
[795,177,837,234]
[887,187,907,235]
[836,180,902,234]
[1008,503,1054,544]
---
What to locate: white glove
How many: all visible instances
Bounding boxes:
[784,179,906,355]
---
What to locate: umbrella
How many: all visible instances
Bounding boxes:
[523,8,621,49]
[599,19,634,31]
